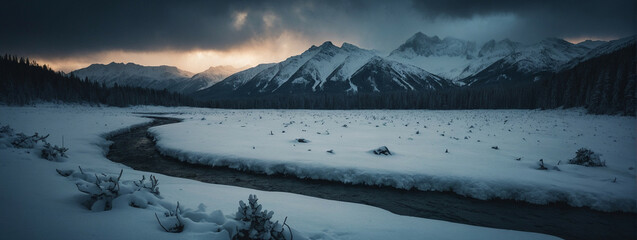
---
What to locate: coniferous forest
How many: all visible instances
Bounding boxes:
[0,55,198,107]
[0,43,634,116]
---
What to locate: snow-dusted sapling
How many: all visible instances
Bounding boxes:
[234,194,288,240]
[41,142,68,161]
[0,125,14,138]
[568,148,605,167]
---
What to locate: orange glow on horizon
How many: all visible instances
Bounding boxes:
[564,36,620,44]
[31,31,351,74]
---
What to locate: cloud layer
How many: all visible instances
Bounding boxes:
[1,0,633,71]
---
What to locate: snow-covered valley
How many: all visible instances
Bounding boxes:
[0,104,572,240]
[150,108,636,213]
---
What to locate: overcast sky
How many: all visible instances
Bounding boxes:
[1,0,634,72]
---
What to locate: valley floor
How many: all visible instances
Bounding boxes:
[0,104,633,239]
[150,107,636,212]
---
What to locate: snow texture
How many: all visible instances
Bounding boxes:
[0,104,560,240]
[149,108,636,212]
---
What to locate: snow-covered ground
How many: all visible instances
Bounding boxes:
[149,108,636,212]
[0,104,560,240]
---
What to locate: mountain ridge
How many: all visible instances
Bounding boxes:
[193,41,453,101]
[71,62,242,94]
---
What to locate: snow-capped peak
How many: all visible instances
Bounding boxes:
[576,40,607,50]
[561,35,636,70]
[72,62,194,82]
[504,37,591,72]
[389,33,601,81]
[341,42,362,51]
[191,65,244,90]
[390,32,477,59]
[194,40,455,99]
[478,39,519,58]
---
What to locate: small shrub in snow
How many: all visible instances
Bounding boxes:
[76,169,123,211]
[41,142,68,161]
[11,132,49,148]
[70,168,163,211]
[134,175,160,195]
[234,194,287,240]
[155,202,184,233]
[0,125,14,138]
[568,148,605,167]
[538,159,548,170]
[372,146,391,155]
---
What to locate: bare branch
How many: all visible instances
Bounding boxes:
[94,174,102,191]
[76,183,90,194]
[155,202,184,233]
[282,216,293,240]
[175,201,182,227]
[155,213,170,232]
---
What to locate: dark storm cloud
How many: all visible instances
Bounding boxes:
[411,0,636,40]
[2,1,260,56]
[1,0,386,57]
[1,0,634,58]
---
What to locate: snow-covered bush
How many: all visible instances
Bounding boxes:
[234,194,287,240]
[372,146,391,155]
[568,148,605,167]
[155,202,184,233]
[76,169,124,211]
[134,175,160,195]
[11,132,49,148]
[41,142,68,161]
[0,125,14,138]
[70,168,163,211]
[0,125,70,161]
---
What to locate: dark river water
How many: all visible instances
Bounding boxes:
[106,116,636,240]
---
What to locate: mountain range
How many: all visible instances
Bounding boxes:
[70,32,635,100]
[71,63,242,94]
[193,41,451,100]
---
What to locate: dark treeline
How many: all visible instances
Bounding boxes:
[208,44,636,116]
[0,55,199,107]
[1,43,634,116]
[537,44,636,115]
[206,84,541,110]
